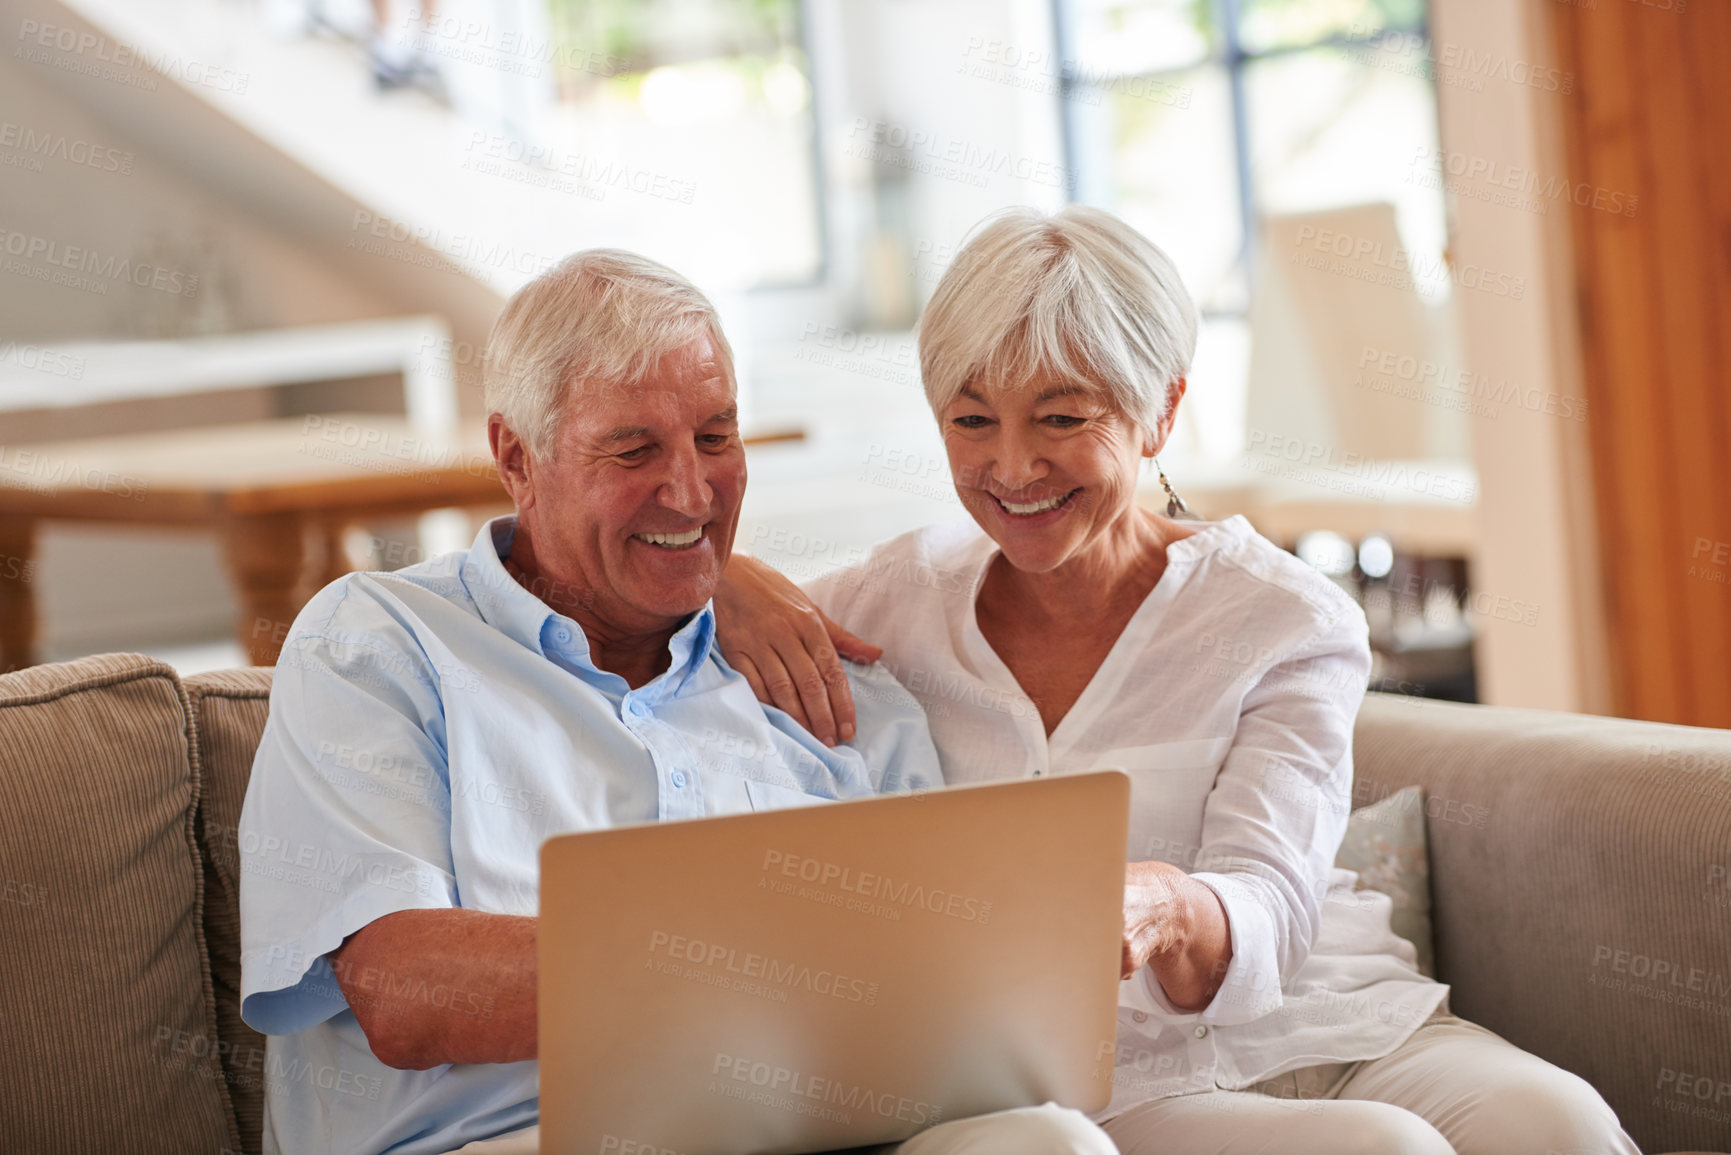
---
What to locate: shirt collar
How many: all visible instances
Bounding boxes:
[460,514,716,690]
[663,605,717,695]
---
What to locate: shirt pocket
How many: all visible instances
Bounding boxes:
[744,778,832,812]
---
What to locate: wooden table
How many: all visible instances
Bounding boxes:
[0,413,803,669]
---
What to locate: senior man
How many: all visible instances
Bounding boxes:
[237,251,1117,1155]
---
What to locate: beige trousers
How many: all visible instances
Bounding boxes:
[1100,1008,1640,1155]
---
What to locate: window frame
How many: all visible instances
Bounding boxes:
[1050,0,1434,319]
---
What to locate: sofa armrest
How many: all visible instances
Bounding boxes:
[1352,693,1731,1154]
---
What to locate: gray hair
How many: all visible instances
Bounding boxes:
[916,205,1197,435]
[483,249,734,460]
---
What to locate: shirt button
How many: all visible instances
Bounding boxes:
[554,627,572,643]
[671,770,688,788]
[1194,1025,1208,1039]
[627,700,648,718]
[1131,1011,1147,1023]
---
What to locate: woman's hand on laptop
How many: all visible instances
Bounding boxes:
[1121,861,1234,1012]
[714,554,883,747]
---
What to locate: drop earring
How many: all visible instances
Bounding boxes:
[1154,456,1191,519]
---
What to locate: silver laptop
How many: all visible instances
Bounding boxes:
[539,771,1130,1155]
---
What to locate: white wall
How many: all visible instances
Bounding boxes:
[0,60,390,340]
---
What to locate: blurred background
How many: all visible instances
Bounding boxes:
[1,0,1726,725]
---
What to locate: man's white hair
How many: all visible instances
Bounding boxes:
[483,249,734,460]
[917,205,1197,436]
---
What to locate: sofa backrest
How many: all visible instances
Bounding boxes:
[5,658,1726,1154]
[1354,692,1731,1155]
[0,654,242,1155]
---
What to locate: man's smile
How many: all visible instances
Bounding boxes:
[633,527,705,550]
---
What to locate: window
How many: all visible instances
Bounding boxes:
[541,0,824,287]
[1056,0,1443,457]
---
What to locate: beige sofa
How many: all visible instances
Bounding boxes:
[0,653,1726,1154]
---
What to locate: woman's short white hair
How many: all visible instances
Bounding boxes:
[483,248,733,460]
[917,205,1197,435]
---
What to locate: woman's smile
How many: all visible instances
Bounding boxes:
[988,487,1082,519]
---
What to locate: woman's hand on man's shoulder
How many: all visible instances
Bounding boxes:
[714,553,884,747]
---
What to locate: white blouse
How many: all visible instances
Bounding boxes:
[805,515,1446,1115]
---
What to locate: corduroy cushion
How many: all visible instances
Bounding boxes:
[0,654,239,1154]
[1354,693,1731,1155]
[186,667,275,1155]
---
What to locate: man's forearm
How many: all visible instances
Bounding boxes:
[329,908,536,1070]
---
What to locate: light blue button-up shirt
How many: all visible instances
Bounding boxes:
[237,516,940,1155]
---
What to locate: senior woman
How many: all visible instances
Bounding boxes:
[715,206,1638,1153]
